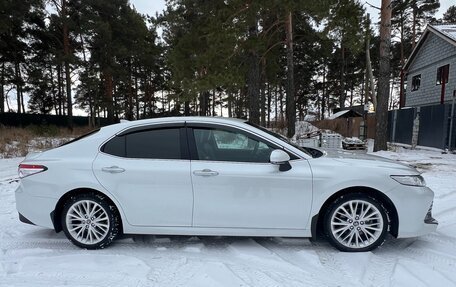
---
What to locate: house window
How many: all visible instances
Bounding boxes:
[436,64,449,85]
[412,74,421,91]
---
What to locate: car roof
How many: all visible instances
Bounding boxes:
[113,116,247,128]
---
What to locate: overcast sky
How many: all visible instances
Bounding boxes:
[130,0,454,22]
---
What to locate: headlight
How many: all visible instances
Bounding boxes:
[391,175,426,187]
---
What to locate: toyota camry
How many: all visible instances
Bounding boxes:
[15,117,438,252]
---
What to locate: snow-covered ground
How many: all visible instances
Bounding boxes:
[1,148,456,286]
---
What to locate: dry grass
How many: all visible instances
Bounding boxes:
[0,125,94,158]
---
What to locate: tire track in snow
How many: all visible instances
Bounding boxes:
[359,238,417,287]
[254,238,357,287]
[310,241,358,284]
[226,238,321,287]
[403,245,456,270]
[360,253,396,287]
[420,232,456,247]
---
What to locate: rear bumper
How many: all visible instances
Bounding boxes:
[19,213,36,225]
[15,183,57,229]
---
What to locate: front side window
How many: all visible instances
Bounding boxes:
[102,128,181,159]
[436,64,449,85]
[193,128,274,163]
[412,74,421,91]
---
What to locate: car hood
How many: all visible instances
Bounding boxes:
[322,149,393,162]
[320,148,418,173]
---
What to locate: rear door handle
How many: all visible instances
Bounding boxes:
[102,166,125,174]
[193,169,219,177]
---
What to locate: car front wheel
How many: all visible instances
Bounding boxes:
[324,193,389,252]
[61,193,120,249]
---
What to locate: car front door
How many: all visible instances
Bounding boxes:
[93,124,193,227]
[188,123,313,230]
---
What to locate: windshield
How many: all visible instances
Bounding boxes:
[246,122,312,157]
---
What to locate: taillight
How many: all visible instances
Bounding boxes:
[18,164,48,178]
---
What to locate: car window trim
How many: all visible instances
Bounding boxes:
[185,123,301,162]
[117,122,185,136]
[99,123,190,160]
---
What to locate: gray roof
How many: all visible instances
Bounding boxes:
[404,24,456,70]
[432,24,456,42]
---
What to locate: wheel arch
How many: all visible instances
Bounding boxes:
[311,186,399,240]
[52,187,123,233]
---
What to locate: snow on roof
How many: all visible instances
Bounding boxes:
[328,110,349,119]
[328,110,362,119]
[432,24,456,42]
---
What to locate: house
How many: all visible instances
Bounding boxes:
[402,24,456,107]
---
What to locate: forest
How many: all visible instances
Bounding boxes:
[0,0,455,134]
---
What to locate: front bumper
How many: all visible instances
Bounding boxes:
[390,185,438,238]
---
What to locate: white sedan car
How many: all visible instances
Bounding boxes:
[15,117,437,252]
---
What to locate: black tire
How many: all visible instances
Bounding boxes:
[324,193,389,252]
[61,193,121,249]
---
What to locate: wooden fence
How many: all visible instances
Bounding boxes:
[311,115,376,139]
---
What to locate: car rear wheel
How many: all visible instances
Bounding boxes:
[61,193,120,249]
[324,193,389,252]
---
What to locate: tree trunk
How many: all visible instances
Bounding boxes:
[339,43,346,109]
[184,100,190,116]
[247,19,260,124]
[20,87,25,114]
[62,0,73,127]
[14,61,21,114]
[275,85,278,124]
[375,0,392,152]
[227,91,232,117]
[321,63,326,119]
[260,59,266,126]
[399,12,405,108]
[135,70,139,119]
[285,11,295,137]
[366,33,376,110]
[212,90,216,116]
[103,70,114,123]
[0,62,4,113]
[219,91,223,117]
[199,91,209,116]
[57,64,63,115]
[267,82,271,126]
[126,60,134,120]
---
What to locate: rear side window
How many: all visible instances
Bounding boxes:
[126,128,180,159]
[102,136,125,157]
[102,128,181,159]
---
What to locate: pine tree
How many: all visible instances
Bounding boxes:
[325,0,365,109]
[443,5,456,23]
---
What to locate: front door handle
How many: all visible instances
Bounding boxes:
[193,169,219,177]
[102,166,125,174]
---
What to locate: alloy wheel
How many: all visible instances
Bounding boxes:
[65,200,110,245]
[330,199,384,249]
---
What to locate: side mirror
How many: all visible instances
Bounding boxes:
[270,149,292,172]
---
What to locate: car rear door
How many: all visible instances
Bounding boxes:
[93,123,193,227]
[187,123,313,230]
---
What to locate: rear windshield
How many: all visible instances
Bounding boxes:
[60,129,100,146]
